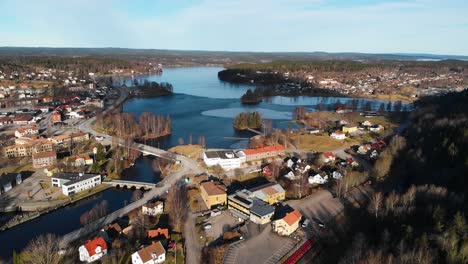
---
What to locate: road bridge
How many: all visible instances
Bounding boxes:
[103,180,156,190]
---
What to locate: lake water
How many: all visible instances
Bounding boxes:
[0,66,410,259]
[122,66,410,149]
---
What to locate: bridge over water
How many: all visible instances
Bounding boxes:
[103,180,158,190]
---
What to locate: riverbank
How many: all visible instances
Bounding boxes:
[0,184,111,230]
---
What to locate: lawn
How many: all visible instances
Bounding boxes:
[292,134,358,152]
[168,144,203,159]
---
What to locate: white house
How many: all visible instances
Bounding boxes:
[332,171,343,180]
[51,173,101,196]
[322,152,336,163]
[369,125,384,132]
[132,241,166,264]
[308,174,328,185]
[330,131,346,140]
[142,201,164,216]
[14,126,39,138]
[79,237,107,263]
[203,150,245,171]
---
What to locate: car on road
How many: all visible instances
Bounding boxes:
[302,219,310,228]
[203,223,212,229]
[312,217,325,228]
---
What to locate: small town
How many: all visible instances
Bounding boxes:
[1,1,468,264]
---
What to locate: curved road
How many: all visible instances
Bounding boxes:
[61,87,205,249]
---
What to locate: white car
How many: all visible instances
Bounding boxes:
[302,219,310,228]
[204,223,212,229]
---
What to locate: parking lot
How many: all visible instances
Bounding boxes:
[203,210,241,240]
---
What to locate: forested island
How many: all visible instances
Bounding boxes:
[129,80,174,98]
[96,112,171,140]
[233,111,263,130]
[240,89,264,104]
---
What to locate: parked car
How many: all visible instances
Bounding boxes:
[313,217,325,228]
[204,223,212,229]
[302,219,310,228]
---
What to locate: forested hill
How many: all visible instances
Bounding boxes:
[323,90,468,264]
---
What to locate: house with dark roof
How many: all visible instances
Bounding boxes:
[0,172,23,194]
[228,189,275,224]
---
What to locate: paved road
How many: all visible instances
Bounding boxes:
[60,87,205,248]
[184,213,203,264]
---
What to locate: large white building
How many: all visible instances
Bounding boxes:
[51,173,102,196]
[203,150,245,170]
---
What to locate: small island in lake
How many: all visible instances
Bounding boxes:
[130,80,173,98]
[240,88,263,104]
[233,111,263,130]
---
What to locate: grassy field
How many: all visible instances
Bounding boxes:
[0,164,34,174]
[169,144,204,159]
[361,93,416,103]
[292,134,358,152]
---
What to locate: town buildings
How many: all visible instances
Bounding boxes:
[32,150,57,168]
[14,126,39,138]
[228,189,275,224]
[248,182,285,205]
[0,172,23,195]
[51,173,102,196]
[243,144,285,162]
[330,131,346,140]
[142,201,164,216]
[79,237,107,263]
[200,181,227,209]
[203,150,245,170]
[272,208,302,236]
[131,241,166,264]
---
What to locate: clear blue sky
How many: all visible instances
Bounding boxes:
[1,0,467,55]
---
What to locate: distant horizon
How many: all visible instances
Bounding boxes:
[1,1,467,56]
[1,46,467,58]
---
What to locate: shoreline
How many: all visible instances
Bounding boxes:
[0,184,111,231]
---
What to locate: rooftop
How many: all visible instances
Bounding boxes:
[83,237,107,256]
[32,150,56,159]
[250,199,275,217]
[52,173,100,186]
[201,181,226,196]
[204,150,241,160]
[249,182,285,200]
[136,241,166,263]
[243,144,285,155]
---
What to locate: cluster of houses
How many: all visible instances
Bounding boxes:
[328,109,385,141]
[2,125,90,168]
[281,152,358,185]
[199,180,302,236]
[202,144,285,171]
[78,200,169,263]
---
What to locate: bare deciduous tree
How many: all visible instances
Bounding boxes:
[369,192,383,218]
[21,234,62,264]
[167,182,188,232]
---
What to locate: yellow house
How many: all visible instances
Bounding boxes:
[200,182,227,209]
[273,209,302,236]
[249,182,286,205]
[342,125,358,134]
